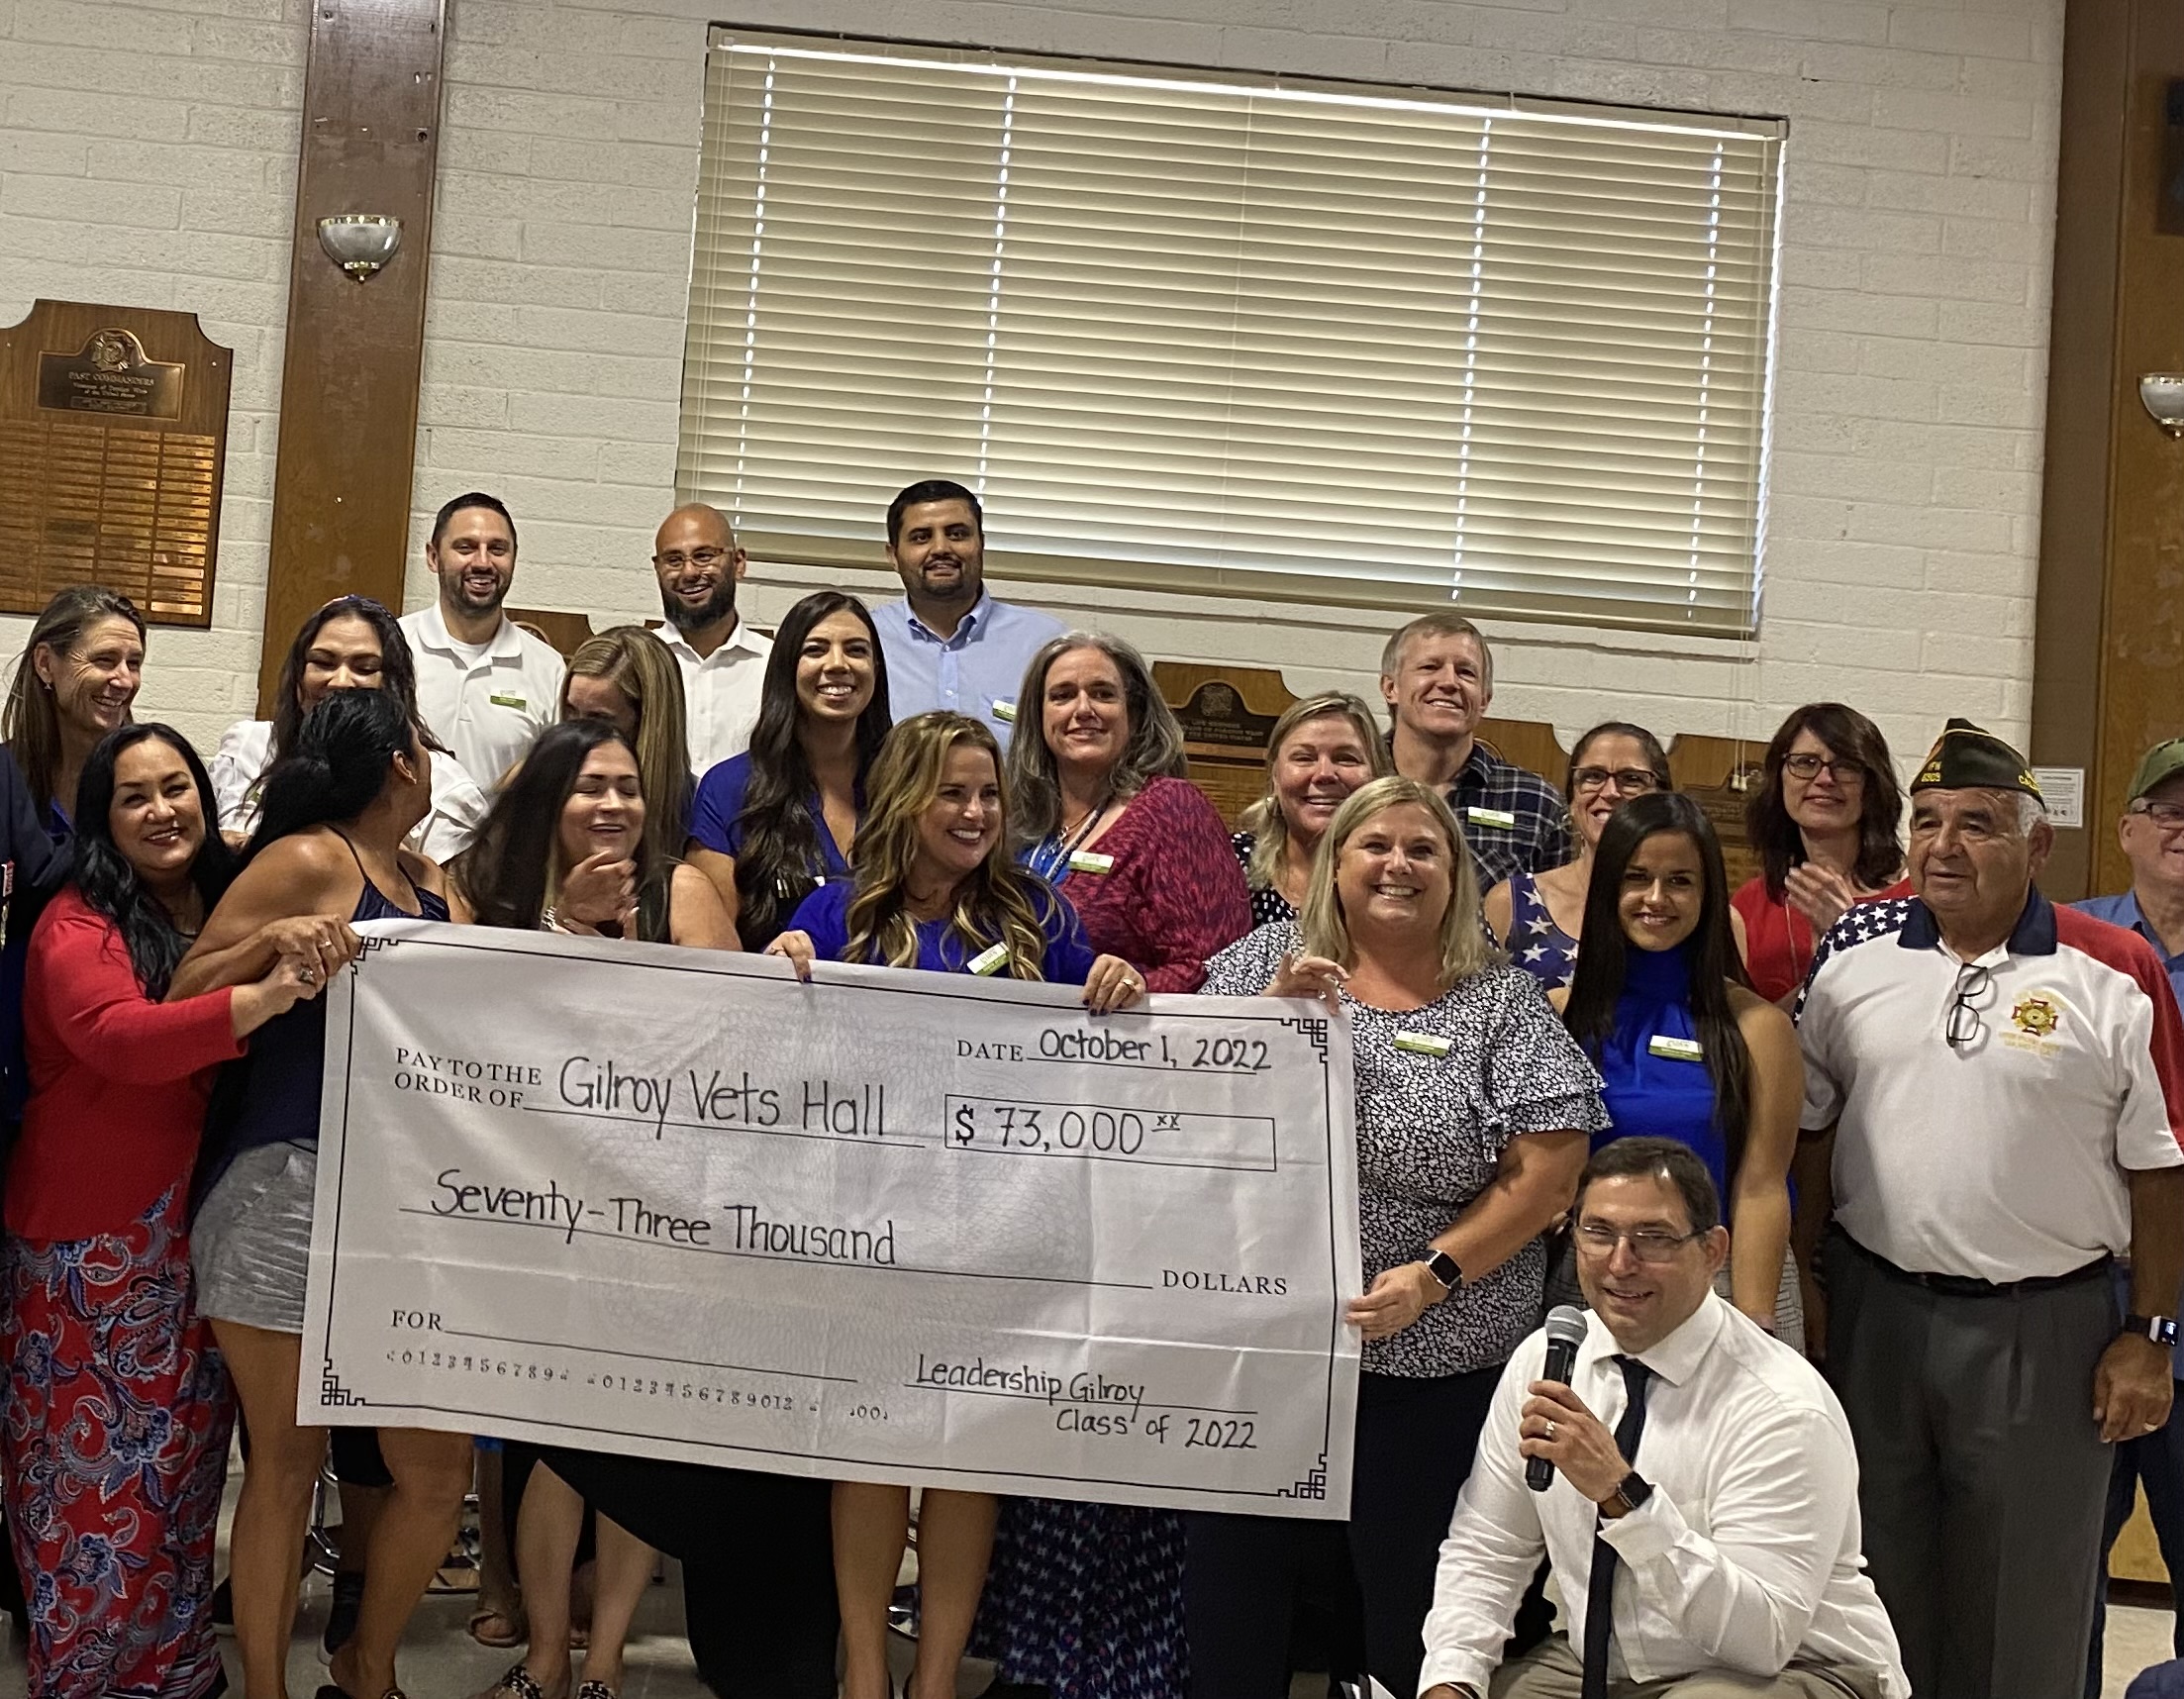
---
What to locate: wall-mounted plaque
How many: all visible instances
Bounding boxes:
[1154,661,1299,830]
[0,300,231,627]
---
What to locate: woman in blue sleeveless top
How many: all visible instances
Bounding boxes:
[1554,790,1804,1340]
[174,689,469,1699]
[1482,722,1671,992]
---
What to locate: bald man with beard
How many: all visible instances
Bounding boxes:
[648,503,773,774]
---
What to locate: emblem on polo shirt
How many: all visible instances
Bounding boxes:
[2002,992,2066,1054]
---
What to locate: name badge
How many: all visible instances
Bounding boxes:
[993,699,1018,724]
[1466,806,1518,830]
[1394,1031,1451,1057]
[1648,1034,1705,1061]
[966,942,1012,976]
[1068,850,1115,875]
[489,693,528,710]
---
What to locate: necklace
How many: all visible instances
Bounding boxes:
[1057,794,1112,856]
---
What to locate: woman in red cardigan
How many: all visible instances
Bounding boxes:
[990,632,1252,1699]
[1,725,319,1699]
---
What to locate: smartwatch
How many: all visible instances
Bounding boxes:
[1423,1250,1463,1292]
[1604,1471,1653,1517]
[2126,1313,2180,1349]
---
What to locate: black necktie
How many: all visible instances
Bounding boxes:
[1581,1355,1652,1699]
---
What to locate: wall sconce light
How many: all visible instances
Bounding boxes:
[317,215,403,282]
[2140,373,2184,438]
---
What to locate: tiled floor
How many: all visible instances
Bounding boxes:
[0,1524,2175,1697]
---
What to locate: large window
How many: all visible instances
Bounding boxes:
[679,29,1785,635]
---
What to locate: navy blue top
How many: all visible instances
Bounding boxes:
[787,878,1095,983]
[1590,943,1729,1204]
[200,843,448,1200]
[689,751,853,875]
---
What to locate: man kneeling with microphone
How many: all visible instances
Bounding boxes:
[1419,1139,1906,1699]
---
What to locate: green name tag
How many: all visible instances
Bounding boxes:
[1466,806,1517,830]
[967,942,1011,975]
[1648,1034,1705,1061]
[993,699,1017,723]
[1068,850,1115,875]
[1394,1031,1451,1057]
[489,693,528,710]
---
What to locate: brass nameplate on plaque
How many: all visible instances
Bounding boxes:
[0,301,230,627]
[1156,662,1300,830]
[37,329,184,421]
[1175,679,1282,750]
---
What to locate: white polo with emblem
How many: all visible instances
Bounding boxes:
[400,604,565,791]
[1797,892,2184,1282]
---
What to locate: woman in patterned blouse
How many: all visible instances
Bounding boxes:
[1230,692,1390,929]
[1192,775,1610,1699]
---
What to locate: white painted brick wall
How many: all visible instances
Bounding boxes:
[4,0,2065,773]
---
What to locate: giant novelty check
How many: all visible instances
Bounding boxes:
[300,922,1362,1517]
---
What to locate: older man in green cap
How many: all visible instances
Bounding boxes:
[2078,734,2184,1689]
[1795,718,2184,1699]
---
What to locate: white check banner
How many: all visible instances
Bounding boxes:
[299,923,1362,1518]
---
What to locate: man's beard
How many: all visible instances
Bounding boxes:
[661,578,737,632]
[448,572,510,616]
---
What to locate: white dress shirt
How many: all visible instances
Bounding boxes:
[398,604,565,789]
[1418,1292,1907,1699]
[652,618,772,777]
[208,719,490,865]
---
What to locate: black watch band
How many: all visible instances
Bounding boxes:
[1608,1471,1653,1516]
[1423,1249,1462,1291]
[2127,1313,2180,1348]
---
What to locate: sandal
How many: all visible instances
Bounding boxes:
[467,1664,568,1699]
[467,1605,526,1649]
[575,1683,618,1699]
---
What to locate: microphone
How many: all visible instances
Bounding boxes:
[1528,1305,1591,1493]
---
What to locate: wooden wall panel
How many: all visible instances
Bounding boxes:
[255,0,447,715]
[2034,1,2184,900]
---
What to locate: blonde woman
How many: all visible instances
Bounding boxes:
[764,710,1141,1699]
[1232,691,1390,928]
[1192,776,1607,1699]
[559,625,692,850]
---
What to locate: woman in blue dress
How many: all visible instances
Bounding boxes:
[1554,790,1804,1338]
[687,590,892,952]
[765,709,1143,1699]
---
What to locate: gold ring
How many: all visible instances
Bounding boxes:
[1543,1420,1556,1441]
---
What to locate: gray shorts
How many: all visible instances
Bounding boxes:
[192,1141,317,1336]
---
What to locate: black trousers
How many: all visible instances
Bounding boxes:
[1184,1364,1500,1699]
[540,1449,837,1699]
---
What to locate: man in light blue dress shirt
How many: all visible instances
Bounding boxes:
[870,479,1065,746]
[2079,734,2184,1694]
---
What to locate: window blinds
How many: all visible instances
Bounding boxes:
[680,31,1784,635]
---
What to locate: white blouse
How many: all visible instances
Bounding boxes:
[209,718,490,864]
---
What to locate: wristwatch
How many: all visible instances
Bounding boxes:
[2126,1313,2180,1348]
[1603,1471,1653,1517]
[1422,1250,1463,1292]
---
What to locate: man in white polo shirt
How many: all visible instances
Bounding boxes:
[1797,718,2184,1699]
[648,501,771,776]
[399,491,565,789]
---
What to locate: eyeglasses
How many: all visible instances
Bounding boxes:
[1783,752,1860,782]
[652,547,729,570]
[1944,960,1993,1050]
[2130,801,2184,831]
[1571,767,1662,794]
[1572,1222,1704,1263]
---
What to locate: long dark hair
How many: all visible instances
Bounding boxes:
[250,688,418,855]
[1564,791,1755,1183]
[1744,702,1904,898]
[460,720,671,941]
[72,725,239,998]
[269,596,427,763]
[4,586,148,818]
[734,591,891,950]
